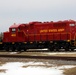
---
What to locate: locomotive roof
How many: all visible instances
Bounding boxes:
[9,23,22,28]
[9,20,76,28]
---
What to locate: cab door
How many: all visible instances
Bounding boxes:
[10,28,17,42]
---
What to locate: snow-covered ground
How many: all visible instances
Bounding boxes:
[0,62,76,75]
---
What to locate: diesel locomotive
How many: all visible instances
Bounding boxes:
[0,20,76,51]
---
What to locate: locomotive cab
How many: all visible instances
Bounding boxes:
[9,24,27,42]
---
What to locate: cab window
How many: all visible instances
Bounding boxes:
[69,24,75,26]
[12,28,16,33]
[18,28,20,32]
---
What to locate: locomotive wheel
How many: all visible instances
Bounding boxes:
[8,46,15,52]
[24,48,27,51]
[9,46,12,52]
[5,47,9,51]
[49,49,54,51]
[15,47,19,52]
[65,48,69,51]
[70,47,74,51]
[54,46,59,51]
[4,46,9,51]
[48,46,54,51]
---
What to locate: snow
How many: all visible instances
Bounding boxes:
[0,62,75,75]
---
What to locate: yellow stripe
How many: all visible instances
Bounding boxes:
[24,42,27,44]
[50,41,53,43]
[0,42,2,44]
[39,42,42,43]
[12,42,15,44]
[11,34,16,37]
[67,40,70,42]
[30,42,33,43]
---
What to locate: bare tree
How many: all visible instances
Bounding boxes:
[0,32,3,42]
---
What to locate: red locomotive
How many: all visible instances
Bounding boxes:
[0,20,76,51]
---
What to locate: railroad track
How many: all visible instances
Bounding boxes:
[0,54,76,61]
[1,49,76,52]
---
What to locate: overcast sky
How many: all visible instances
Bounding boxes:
[0,0,76,32]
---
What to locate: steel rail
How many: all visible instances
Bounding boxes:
[0,54,76,61]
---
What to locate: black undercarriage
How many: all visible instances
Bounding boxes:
[0,40,76,52]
